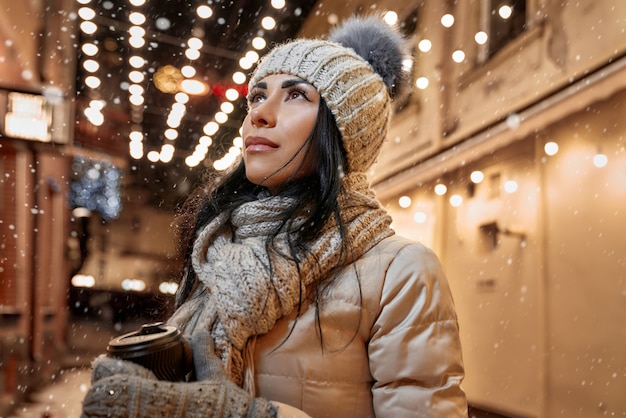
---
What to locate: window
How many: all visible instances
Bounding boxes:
[484,0,527,59]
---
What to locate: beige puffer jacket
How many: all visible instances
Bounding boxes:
[253,234,468,417]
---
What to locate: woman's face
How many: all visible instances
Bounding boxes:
[241,73,320,193]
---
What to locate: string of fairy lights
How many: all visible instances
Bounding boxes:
[74,1,511,172]
[75,0,291,171]
[69,1,617,293]
[77,0,606,192]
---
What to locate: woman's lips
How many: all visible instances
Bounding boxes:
[245,136,278,152]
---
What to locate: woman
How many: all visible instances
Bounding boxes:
[82,15,468,418]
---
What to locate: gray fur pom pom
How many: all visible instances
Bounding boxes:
[329,15,410,100]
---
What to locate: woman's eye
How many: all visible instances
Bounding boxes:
[248,92,265,104]
[288,90,307,100]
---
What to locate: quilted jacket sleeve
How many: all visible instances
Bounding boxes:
[369,242,468,417]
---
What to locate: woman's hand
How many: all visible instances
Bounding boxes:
[81,330,277,418]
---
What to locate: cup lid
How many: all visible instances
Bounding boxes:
[107,322,181,356]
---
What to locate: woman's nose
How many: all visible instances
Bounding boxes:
[250,100,277,127]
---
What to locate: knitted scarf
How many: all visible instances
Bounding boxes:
[167,172,393,389]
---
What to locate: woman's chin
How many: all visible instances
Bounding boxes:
[245,172,276,190]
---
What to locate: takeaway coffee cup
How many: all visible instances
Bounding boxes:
[107,322,192,381]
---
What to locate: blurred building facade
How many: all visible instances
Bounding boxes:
[0,0,625,417]
[328,1,625,416]
[0,0,77,414]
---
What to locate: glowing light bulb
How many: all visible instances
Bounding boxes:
[85,76,101,88]
[129,131,143,142]
[504,180,518,193]
[470,171,484,183]
[441,14,455,28]
[185,48,200,60]
[221,102,234,114]
[415,77,429,89]
[128,70,144,83]
[80,21,97,35]
[129,12,146,25]
[239,56,254,70]
[78,7,96,20]
[147,151,160,162]
[181,65,196,78]
[233,72,247,84]
[475,31,488,45]
[398,196,412,208]
[261,16,276,30]
[271,0,285,9]
[225,88,239,101]
[197,5,213,19]
[383,11,398,25]
[450,194,463,207]
[83,59,99,72]
[452,50,466,63]
[203,121,219,136]
[418,39,432,52]
[245,50,260,63]
[593,153,608,168]
[252,37,267,50]
[499,5,513,19]
[128,26,146,38]
[128,55,145,68]
[413,212,427,224]
[544,141,559,156]
[164,128,178,140]
[187,37,203,50]
[215,112,228,124]
[81,43,99,56]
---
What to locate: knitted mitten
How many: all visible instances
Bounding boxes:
[81,374,277,418]
[81,331,277,418]
[90,354,158,383]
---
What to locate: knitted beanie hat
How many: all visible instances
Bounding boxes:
[249,16,408,174]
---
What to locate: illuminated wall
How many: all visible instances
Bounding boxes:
[383,72,626,418]
[363,0,626,416]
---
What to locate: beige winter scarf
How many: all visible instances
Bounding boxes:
[167,172,393,390]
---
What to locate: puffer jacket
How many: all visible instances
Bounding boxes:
[253,234,468,417]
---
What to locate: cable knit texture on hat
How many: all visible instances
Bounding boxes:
[250,39,390,173]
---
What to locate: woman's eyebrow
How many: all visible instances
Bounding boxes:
[281,79,312,89]
[250,79,311,91]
